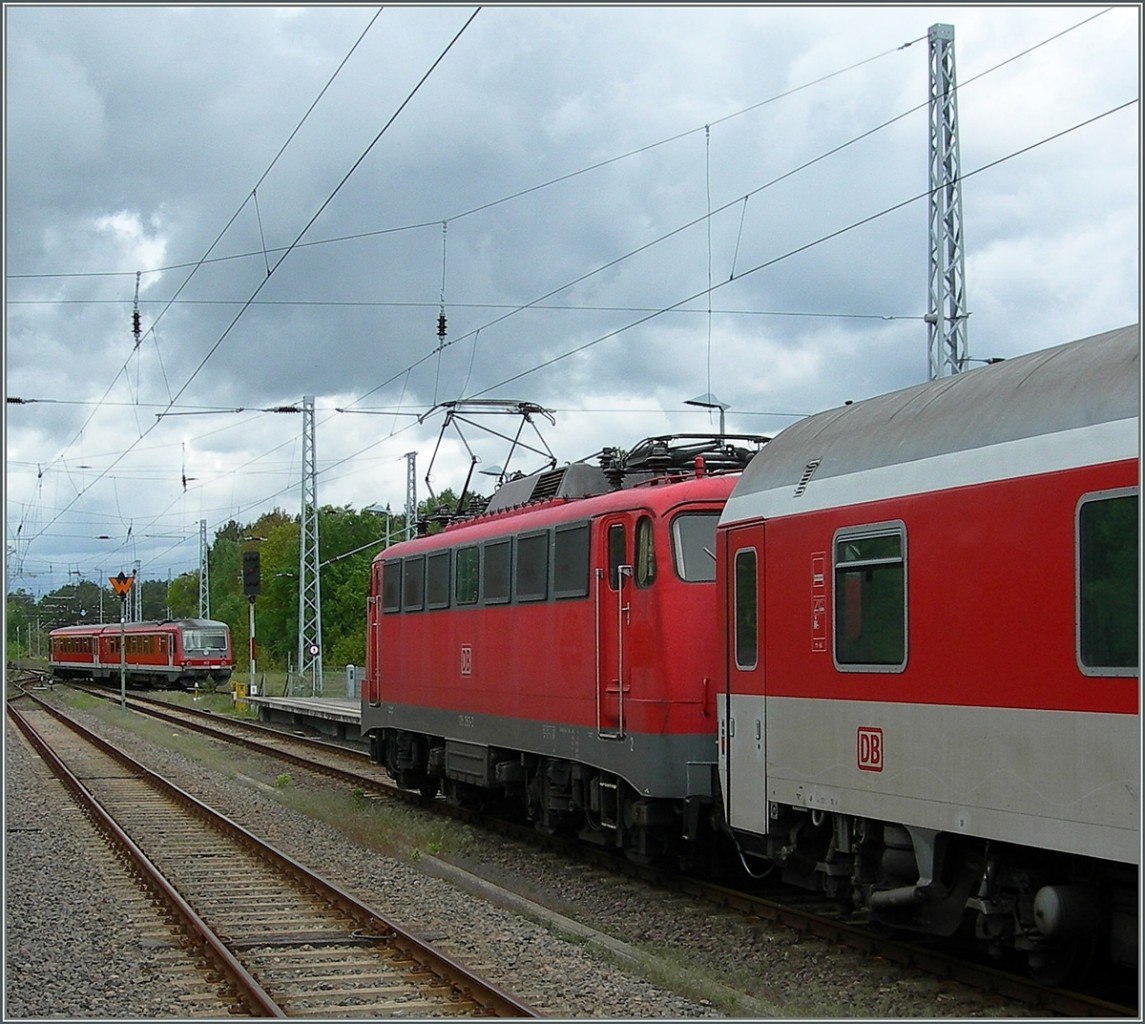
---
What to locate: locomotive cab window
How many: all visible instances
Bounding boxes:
[608,523,627,589]
[635,516,656,588]
[1078,489,1138,675]
[833,523,907,671]
[671,512,719,582]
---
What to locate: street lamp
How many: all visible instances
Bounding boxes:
[685,393,730,435]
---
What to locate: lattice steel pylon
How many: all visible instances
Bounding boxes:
[404,451,417,541]
[297,395,323,695]
[132,559,142,622]
[198,519,210,619]
[927,23,969,379]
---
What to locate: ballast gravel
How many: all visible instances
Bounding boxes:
[4,696,1038,1019]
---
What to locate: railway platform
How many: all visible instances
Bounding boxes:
[245,694,365,748]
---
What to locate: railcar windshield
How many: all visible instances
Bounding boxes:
[671,512,719,582]
[181,628,229,654]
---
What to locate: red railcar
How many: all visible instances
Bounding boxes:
[49,618,233,690]
[362,437,765,862]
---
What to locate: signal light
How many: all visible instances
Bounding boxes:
[242,550,261,597]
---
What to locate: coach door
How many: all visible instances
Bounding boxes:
[595,516,631,738]
[718,524,769,835]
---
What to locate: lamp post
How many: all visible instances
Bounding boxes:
[685,393,730,435]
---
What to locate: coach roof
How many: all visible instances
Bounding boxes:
[722,323,1140,525]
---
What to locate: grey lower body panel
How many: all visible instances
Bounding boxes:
[363,701,717,800]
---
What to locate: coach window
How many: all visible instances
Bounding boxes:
[382,560,402,613]
[455,545,480,605]
[484,538,512,604]
[1078,489,1138,674]
[635,516,656,588]
[671,512,719,582]
[516,531,549,602]
[553,522,590,599]
[426,550,451,610]
[608,523,626,589]
[402,555,425,611]
[833,523,907,671]
[735,548,759,670]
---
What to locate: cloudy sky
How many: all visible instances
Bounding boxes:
[4,4,1140,597]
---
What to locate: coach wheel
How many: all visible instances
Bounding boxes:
[1027,934,1097,987]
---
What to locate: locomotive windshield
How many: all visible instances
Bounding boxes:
[671,512,719,582]
[182,628,228,654]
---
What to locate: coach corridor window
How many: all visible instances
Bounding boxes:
[834,524,907,671]
[1078,490,1138,674]
[734,548,758,670]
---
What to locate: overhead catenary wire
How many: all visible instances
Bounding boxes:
[9,9,1129,590]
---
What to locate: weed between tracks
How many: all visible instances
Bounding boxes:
[49,685,478,865]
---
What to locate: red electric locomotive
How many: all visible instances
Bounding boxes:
[362,436,766,862]
[49,618,234,690]
[717,323,1139,980]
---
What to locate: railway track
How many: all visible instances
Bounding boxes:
[5,689,536,1019]
[24,678,1138,1017]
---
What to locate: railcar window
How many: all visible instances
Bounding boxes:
[403,555,425,611]
[382,560,402,613]
[553,522,590,598]
[834,525,906,670]
[183,629,229,653]
[735,549,759,670]
[427,550,451,609]
[516,532,549,602]
[671,513,719,582]
[456,546,480,605]
[635,516,656,587]
[608,523,626,589]
[484,539,512,604]
[1078,491,1139,673]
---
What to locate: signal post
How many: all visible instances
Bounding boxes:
[241,550,261,708]
[108,571,135,709]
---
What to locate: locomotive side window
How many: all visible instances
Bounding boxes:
[1077,489,1138,674]
[553,522,590,598]
[484,539,512,604]
[608,523,626,589]
[402,555,425,611]
[635,516,656,588]
[671,512,719,582]
[516,531,549,602]
[455,546,480,605]
[426,550,451,610]
[833,523,907,671]
[382,560,402,613]
[734,548,759,670]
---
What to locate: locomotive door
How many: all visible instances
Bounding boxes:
[718,524,769,835]
[595,517,631,738]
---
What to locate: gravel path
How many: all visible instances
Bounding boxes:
[4,694,1038,1018]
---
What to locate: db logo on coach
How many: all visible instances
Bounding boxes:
[857,727,883,772]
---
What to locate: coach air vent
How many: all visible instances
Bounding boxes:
[794,459,821,497]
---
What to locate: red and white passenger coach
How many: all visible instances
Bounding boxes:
[717,323,1138,978]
